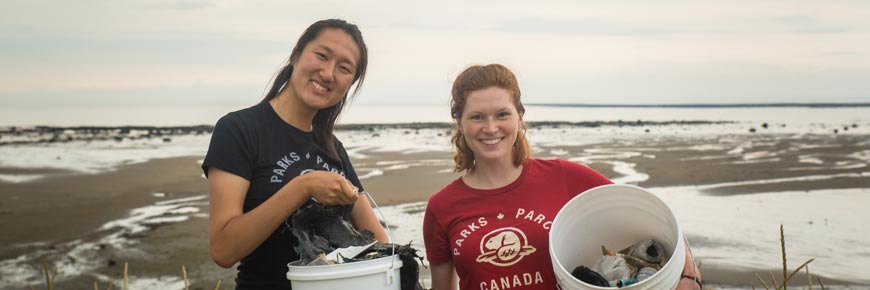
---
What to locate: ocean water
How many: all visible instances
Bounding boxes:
[1,104,869,127]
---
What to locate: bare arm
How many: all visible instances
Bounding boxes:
[430,261,459,290]
[207,168,359,268]
[676,239,702,290]
[350,193,389,243]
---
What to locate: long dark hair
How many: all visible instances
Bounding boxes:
[261,19,368,162]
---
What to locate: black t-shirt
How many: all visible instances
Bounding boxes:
[202,102,363,290]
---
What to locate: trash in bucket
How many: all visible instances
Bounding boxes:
[572,265,610,287]
[326,241,377,263]
[290,202,376,265]
[589,254,631,287]
[623,239,665,264]
[287,199,426,290]
[549,184,686,290]
[575,240,668,287]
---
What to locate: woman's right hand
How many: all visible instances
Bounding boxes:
[295,170,359,205]
[209,168,359,268]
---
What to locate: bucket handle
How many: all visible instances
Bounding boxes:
[359,191,397,266]
[385,261,396,285]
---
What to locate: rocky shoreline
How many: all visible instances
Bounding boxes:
[0,120,734,146]
[0,125,214,146]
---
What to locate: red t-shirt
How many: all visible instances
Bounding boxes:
[423,158,612,290]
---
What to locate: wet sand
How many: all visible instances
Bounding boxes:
[1,133,869,289]
[0,157,206,255]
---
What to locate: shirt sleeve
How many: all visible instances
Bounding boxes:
[202,114,255,180]
[560,159,613,197]
[422,202,452,265]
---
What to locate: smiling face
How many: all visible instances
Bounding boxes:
[458,86,522,166]
[287,28,361,113]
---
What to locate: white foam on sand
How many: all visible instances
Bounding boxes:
[0,135,209,174]
[357,169,384,180]
[344,145,371,159]
[384,164,411,170]
[0,174,44,183]
[695,171,870,191]
[727,146,745,155]
[144,216,190,224]
[786,161,866,171]
[100,203,192,234]
[155,195,207,206]
[725,157,782,165]
[376,160,406,166]
[167,206,199,215]
[337,128,452,154]
[0,194,208,289]
[376,201,427,250]
[797,155,824,164]
[0,255,39,287]
[850,149,870,161]
[679,155,731,161]
[567,151,651,185]
[741,150,784,160]
[609,161,650,184]
[357,158,452,180]
[685,144,732,151]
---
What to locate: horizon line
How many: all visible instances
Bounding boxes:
[526,102,870,108]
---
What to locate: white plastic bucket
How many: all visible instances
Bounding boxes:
[287,192,406,289]
[286,255,403,290]
[549,184,685,290]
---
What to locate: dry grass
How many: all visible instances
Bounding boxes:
[33,262,222,290]
[751,224,825,290]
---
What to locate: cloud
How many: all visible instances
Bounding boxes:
[2,0,870,108]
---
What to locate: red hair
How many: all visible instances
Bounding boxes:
[450,64,530,172]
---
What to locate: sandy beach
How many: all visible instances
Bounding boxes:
[1,128,869,289]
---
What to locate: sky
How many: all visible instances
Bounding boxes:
[1,0,869,108]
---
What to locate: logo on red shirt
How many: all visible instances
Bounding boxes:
[475,227,537,267]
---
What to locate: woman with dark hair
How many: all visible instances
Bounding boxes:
[422,64,701,290]
[202,19,387,289]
